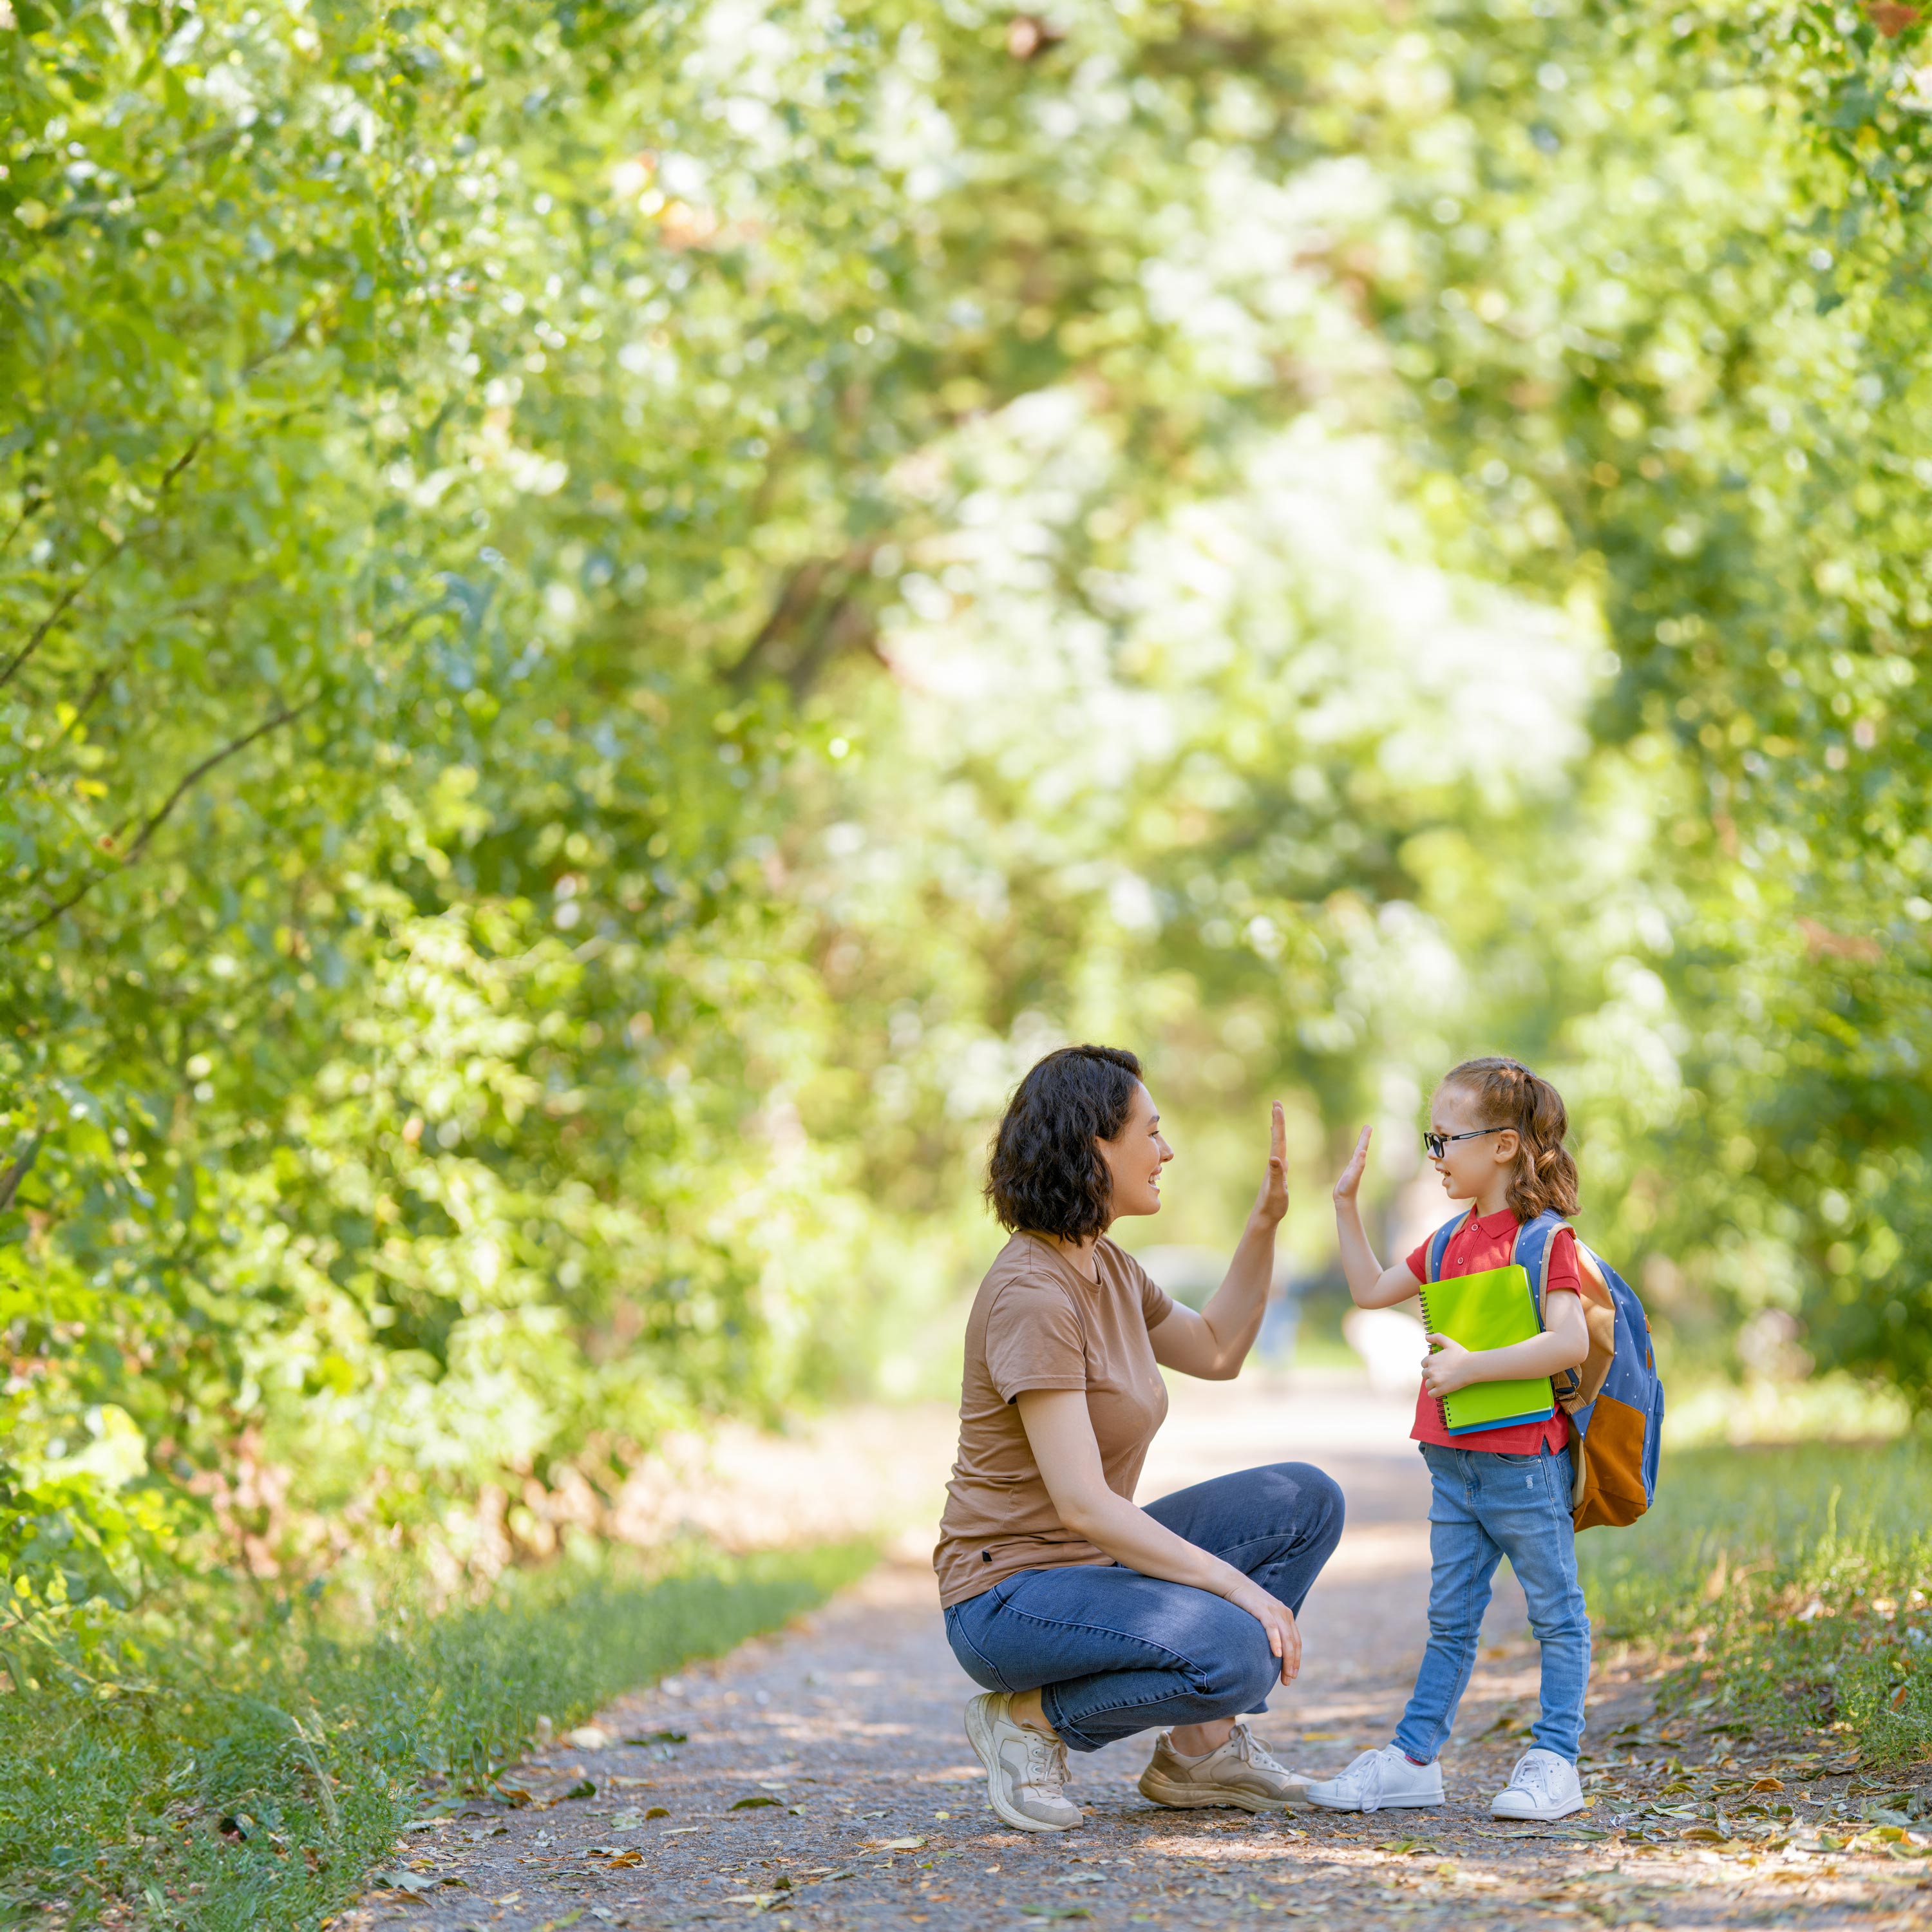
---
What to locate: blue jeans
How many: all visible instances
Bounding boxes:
[1394,1442,1591,1765]
[943,1462,1344,1753]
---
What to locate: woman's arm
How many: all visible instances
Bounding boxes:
[1015,1387,1300,1683]
[1421,1288,1589,1396]
[1148,1101,1288,1380]
[1331,1125,1421,1309]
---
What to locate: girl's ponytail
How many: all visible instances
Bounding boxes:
[1440,1056,1579,1220]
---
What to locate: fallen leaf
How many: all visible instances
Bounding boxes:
[606,1850,643,1869]
[627,1729,688,1745]
[1752,1777,1785,1794]
[645,1806,670,1819]
[496,1785,536,1808]
[565,1725,614,1750]
[560,1780,597,1801]
[871,1835,927,1850]
[731,1795,782,1810]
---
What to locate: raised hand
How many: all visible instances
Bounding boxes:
[1332,1124,1372,1204]
[1251,1100,1289,1227]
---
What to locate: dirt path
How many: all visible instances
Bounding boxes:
[341,1375,1930,1932]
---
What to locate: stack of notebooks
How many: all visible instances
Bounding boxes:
[1417,1262,1555,1434]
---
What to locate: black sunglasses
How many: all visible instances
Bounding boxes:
[1423,1126,1507,1159]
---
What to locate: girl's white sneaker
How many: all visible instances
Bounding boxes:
[1302,1745,1444,1812]
[1490,1747,1586,1820]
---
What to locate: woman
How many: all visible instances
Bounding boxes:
[935,1045,1344,1833]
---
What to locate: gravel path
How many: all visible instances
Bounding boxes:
[339,1377,1931,1932]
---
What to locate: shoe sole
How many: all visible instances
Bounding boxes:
[1491,1798,1587,1821]
[964,1697,1080,1835]
[1303,1791,1443,1812]
[1138,1770,1309,1813]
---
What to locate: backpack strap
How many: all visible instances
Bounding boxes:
[1424,1212,1470,1283]
[1510,1209,1573,1317]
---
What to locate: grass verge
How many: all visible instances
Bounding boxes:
[1579,1439,1931,1771]
[0,1539,876,1929]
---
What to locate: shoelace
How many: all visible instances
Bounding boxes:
[1510,1754,1557,1801]
[1025,1729,1072,1797]
[1227,1723,1289,1775]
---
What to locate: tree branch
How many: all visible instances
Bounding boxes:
[1,698,316,942]
[0,431,209,696]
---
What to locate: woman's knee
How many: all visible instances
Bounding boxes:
[1178,1605,1278,1707]
[1282,1462,1346,1550]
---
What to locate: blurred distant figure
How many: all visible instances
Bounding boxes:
[1341,1304,1429,1398]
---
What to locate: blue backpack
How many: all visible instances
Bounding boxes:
[1424,1208,1665,1531]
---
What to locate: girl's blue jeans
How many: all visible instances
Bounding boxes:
[1394,1441,1591,1764]
[943,1461,1345,1752]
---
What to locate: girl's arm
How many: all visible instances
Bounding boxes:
[1015,1388,1300,1684]
[1331,1125,1421,1308]
[1150,1102,1287,1380]
[1422,1288,1589,1396]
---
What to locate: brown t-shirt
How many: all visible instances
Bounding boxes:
[933,1232,1175,1609]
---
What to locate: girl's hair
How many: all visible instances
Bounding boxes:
[1439,1056,1579,1220]
[986,1045,1144,1242]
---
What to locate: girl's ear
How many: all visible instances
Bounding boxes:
[1492,1128,1520,1164]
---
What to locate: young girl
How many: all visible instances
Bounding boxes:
[1307,1056,1593,1822]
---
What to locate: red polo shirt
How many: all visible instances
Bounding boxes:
[1405,1207,1577,1454]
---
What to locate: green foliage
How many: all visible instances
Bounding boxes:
[1580,1443,1932,1768]
[0,1539,872,1927]
[7,0,1932,1648]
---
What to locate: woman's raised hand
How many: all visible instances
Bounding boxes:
[1331,1124,1372,1204]
[1251,1099,1289,1227]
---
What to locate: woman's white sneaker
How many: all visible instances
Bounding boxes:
[1302,1745,1443,1812]
[963,1692,1083,1833]
[1490,1747,1585,1820]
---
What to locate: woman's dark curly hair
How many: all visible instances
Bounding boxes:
[985,1045,1144,1242]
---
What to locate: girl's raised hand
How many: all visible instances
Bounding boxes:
[1331,1124,1372,1204]
[1251,1100,1289,1227]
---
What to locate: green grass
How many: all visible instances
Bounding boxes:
[1579,1440,1932,1770]
[0,1540,876,1929]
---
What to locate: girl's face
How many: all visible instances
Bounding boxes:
[1097,1081,1174,1222]
[1428,1083,1519,1205]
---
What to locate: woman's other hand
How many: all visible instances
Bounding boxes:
[1222,1575,1302,1685]
[1421,1332,1476,1396]
[1251,1100,1289,1228]
[1332,1124,1371,1204]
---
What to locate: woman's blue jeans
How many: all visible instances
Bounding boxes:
[942,1462,1345,1752]
[1393,1442,1591,1764]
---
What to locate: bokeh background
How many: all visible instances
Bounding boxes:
[6,0,1932,1618]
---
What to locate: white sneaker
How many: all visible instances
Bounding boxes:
[1491,1746,1586,1820]
[1302,1745,1443,1813]
[963,1692,1082,1833]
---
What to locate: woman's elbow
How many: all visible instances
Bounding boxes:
[1052,1492,1113,1540]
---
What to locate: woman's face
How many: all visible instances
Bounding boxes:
[1098,1081,1174,1222]
[1428,1083,1518,1204]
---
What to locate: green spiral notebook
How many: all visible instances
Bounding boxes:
[1416,1262,1555,1435]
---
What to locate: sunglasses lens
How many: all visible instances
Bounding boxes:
[1424,1133,1444,1158]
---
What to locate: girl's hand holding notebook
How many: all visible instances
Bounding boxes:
[1419,1332,1478,1396]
